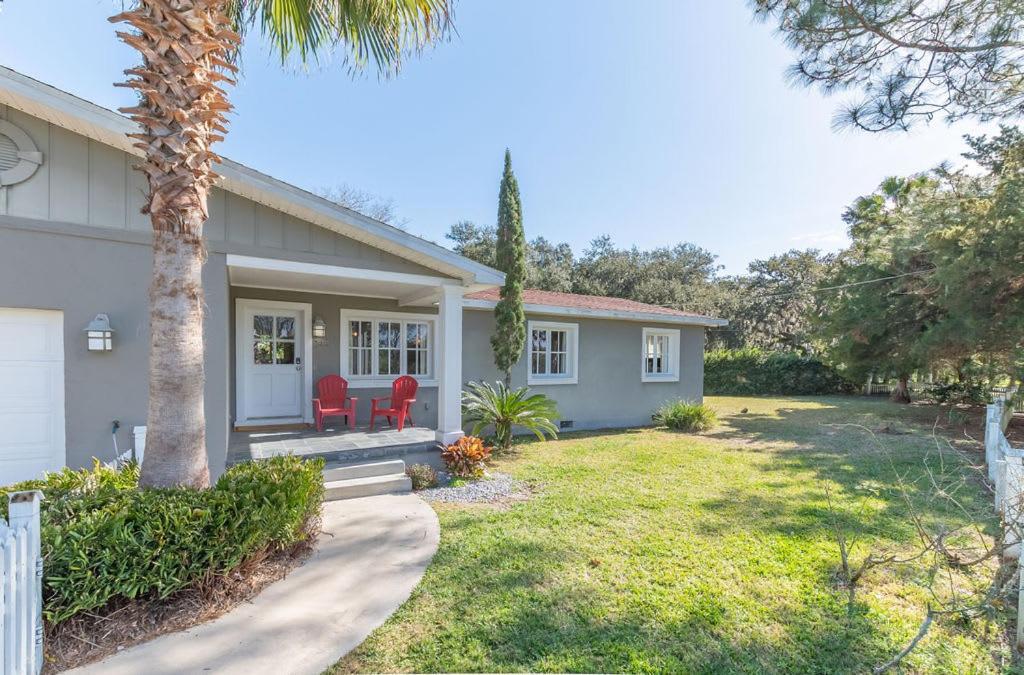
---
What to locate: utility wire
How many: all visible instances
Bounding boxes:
[746,268,934,300]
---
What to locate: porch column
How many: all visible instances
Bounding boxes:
[436,284,465,445]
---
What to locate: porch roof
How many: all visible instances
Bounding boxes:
[227,254,482,306]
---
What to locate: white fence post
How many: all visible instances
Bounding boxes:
[987,403,1001,482]
[2,491,43,675]
[986,388,1024,649]
[133,426,147,464]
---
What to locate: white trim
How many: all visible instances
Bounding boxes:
[527,320,579,386]
[435,285,465,445]
[641,327,681,383]
[234,298,314,426]
[339,309,440,388]
[226,254,459,288]
[463,298,728,327]
[0,66,504,286]
[228,282,401,302]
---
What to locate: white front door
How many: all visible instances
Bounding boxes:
[0,308,65,483]
[242,307,305,420]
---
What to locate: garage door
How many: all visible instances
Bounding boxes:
[0,309,65,484]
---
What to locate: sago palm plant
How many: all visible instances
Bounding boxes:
[108,0,452,488]
[462,381,559,451]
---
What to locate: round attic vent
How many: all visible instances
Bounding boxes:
[0,134,18,172]
[0,119,43,186]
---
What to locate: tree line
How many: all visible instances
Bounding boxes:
[447,129,1024,400]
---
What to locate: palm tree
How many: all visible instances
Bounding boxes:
[109,0,452,488]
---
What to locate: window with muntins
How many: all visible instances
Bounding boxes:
[641,327,680,382]
[528,321,578,385]
[344,314,434,382]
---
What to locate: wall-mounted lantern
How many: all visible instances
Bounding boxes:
[312,315,327,344]
[84,314,114,351]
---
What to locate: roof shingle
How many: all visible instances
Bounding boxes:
[464,288,709,319]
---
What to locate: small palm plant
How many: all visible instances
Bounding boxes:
[462,381,559,451]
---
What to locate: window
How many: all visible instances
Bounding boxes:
[528,321,578,385]
[641,328,680,382]
[252,314,297,365]
[341,311,436,385]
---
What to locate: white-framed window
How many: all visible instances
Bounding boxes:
[641,327,680,382]
[340,310,437,387]
[527,321,578,385]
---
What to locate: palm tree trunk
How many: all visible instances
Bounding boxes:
[145,230,209,487]
[112,0,238,488]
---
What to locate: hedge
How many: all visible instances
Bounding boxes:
[704,348,854,396]
[1,455,324,624]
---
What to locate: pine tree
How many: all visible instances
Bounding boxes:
[491,149,527,386]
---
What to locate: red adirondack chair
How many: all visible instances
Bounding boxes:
[313,375,358,432]
[369,375,418,432]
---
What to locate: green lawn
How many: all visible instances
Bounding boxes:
[333,396,1013,674]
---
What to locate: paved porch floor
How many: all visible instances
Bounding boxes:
[227,424,438,465]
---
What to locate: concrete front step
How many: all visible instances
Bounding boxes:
[323,459,406,482]
[302,439,440,464]
[325,473,412,501]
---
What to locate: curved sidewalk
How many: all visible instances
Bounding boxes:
[70,493,439,675]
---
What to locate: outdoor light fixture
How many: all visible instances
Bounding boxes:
[312,315,327,343]
[84,313,114,351]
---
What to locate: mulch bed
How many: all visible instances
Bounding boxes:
[44,537,316,673]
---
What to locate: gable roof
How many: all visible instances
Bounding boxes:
[464,288,727,327]
[0,66,503,287]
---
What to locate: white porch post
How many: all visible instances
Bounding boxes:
[436,284,465,445]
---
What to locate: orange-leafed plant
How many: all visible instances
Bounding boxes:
[441,436,492,479]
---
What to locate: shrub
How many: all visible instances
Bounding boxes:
[1,455,324,624]
[406,463,438,490]
[930,381,990,406]
[704,348,854,396]
[654,400,718,432]
[441,436,492,479]
[462,380,559,450]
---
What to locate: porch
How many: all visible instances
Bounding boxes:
[227,253,475,448]
[227,423,439,466]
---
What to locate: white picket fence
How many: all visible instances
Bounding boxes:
[0,491,43,675]
[983,388,1024,647]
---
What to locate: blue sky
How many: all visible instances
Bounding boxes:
[0,1,990,274]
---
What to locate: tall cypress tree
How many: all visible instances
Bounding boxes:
[491,149,527,386]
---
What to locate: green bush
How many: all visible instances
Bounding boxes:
[653,401,717,432]
[930,381,990,406]
[704,348,854,396]
[405,463,438,490]
[1,455,324,624]
[462,381,560,450]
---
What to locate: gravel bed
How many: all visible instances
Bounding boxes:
[419,471,530,503]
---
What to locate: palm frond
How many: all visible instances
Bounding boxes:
[462,381,560,450]
[226,0,453,71]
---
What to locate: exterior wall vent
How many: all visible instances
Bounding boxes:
[559,420,574,430]
[0,120,44,187]
[0,134,18,171]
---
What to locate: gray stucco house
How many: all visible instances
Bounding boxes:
[0,66,726,484]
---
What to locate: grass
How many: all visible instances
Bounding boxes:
[332,396,1014,674]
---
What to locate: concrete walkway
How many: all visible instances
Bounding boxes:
[70,493,439,675]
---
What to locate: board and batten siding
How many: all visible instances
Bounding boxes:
[0,104,439,277]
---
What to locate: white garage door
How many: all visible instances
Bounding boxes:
[0,309,65,484]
